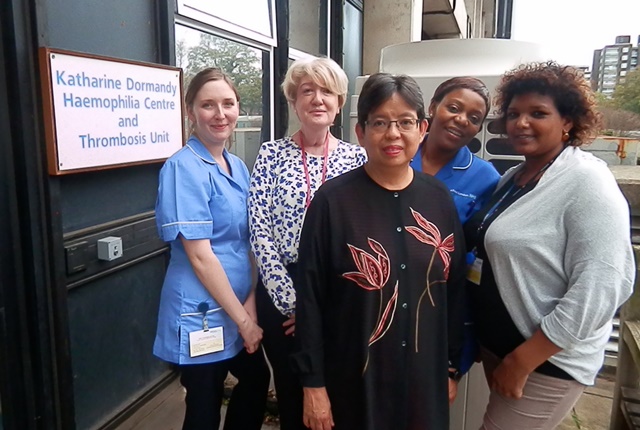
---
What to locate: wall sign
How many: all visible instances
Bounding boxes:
[39,48,184,175]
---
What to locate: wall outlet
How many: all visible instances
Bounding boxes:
[97,236,123,261]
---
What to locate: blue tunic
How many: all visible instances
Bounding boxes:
[410,145,500,224]
[154,136,252,365]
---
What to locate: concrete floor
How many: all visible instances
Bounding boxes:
[116,377,278,430]
[558,373,615,430]
[117,373,615,429]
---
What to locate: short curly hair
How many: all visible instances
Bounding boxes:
[495,61,602,146]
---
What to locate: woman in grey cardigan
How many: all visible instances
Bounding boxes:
[464,61,635,429]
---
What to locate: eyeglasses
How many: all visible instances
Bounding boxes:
[365,118,420,133]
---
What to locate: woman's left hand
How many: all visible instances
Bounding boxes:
[283,314,296,336]
[491,354,530,399]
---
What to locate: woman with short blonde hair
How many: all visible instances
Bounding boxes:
[249,57,366,430]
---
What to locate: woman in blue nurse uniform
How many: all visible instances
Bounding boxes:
[410,77,500,401]
[411,77,499,223]
[154,68,269,430]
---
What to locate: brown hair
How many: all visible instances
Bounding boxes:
[184,68,239,141]
[495,61,602,146]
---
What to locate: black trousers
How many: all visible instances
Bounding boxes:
[179,348,269,430]
[256,275,307,430]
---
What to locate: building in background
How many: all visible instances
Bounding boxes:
[591,35,640,96]
[576,65,591,81]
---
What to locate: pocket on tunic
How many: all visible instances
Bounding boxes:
[178,297,240,359]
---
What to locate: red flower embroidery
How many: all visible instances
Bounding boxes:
[405,207,455,279]
[369,281,399,346]
[343,238,390,290]
[405,207,455,352]
[342,238,396,372]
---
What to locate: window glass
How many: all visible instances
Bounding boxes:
[176,24,268,170]
[342,1,363,142]
[290,0,323,55]
[178,0,275,46]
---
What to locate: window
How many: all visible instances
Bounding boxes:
[342,0,364,142]
[290,0,324,56]
[177,0,276,46]
[175,24,270,170]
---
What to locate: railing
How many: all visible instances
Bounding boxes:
[609,166,640,430]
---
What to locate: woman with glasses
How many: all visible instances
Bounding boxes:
[292,73,466,430]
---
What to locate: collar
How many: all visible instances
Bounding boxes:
[450,145,474,171]
[185,135,227,166]
[435,146,473,180]
[411,140,474,180]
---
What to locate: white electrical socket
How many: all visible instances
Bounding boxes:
[97,236,123,261]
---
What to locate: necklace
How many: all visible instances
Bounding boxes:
[298,131,330,209]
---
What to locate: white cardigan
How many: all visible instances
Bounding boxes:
[485,146,635,385]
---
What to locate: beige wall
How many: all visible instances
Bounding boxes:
[362,0,423,74]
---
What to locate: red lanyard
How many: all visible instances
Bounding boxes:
[299,131,329,209]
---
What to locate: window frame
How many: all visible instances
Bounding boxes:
[177,0,277,47]
[174,16,276,144]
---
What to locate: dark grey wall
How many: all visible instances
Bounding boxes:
[36,1,174,428]
[67,257,167,430]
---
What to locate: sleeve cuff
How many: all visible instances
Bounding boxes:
[290,349,325,387]
[160,221,213,242]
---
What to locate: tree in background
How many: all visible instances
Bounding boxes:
[598,106,640,137]
[594,70,640,136]
[178,34,263,116]
[612,68,640,115]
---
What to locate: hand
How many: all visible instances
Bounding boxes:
[303,387,334,430]
[448,377,458,405]
[238,318,263,354]
[283,314,296,336]
[491,353,530,399]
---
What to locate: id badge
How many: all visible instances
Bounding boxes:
[189,326,224,357]
[466,257,483,285]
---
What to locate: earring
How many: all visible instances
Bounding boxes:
[562,130,570,142]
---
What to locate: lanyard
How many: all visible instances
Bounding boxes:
[475,146,565,239]
[299,131,330,209]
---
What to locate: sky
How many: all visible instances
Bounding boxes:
[511,0,640,68]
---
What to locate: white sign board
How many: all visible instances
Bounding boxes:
[40,49,183,174]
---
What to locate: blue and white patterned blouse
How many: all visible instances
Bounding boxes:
[249,137,367,316]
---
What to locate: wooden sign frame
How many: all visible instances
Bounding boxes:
[39,47,184,175]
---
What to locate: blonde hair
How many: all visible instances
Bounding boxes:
[281,57,349,108]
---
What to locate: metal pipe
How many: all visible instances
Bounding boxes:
[495,0,513,39]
